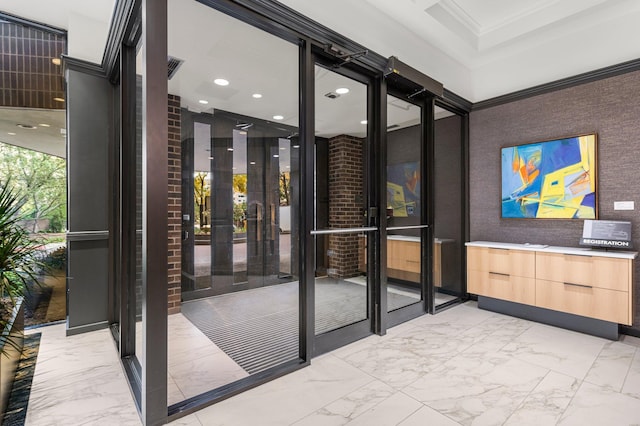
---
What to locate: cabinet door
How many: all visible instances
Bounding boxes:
[467,246,488,271]
[467,246,535,277]
[592,257,631,292]
[536,279,630,325]
[536,252,593,285]
[468,270,535,305]
[388,239,420,269]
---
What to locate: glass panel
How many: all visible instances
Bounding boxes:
[313,65,369,335]
[134,42,144,366]
[168,2,299,404]
[385,95,423,312]
[433,106,464,307]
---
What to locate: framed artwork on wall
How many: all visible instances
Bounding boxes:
[387,161,420,218]
[501,134,597,219]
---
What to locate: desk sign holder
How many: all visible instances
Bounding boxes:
[580,220,633,249]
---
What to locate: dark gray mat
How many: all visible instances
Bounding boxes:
[181,278,418,374]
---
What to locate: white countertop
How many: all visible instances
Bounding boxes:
[387,235,420,242]
[466,241,638,259]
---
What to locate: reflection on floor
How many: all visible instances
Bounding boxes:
[25,301,640,425]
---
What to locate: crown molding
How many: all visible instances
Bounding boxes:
[473,57,640,110]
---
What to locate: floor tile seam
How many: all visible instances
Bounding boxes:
[167,372,188,402]
[554,376,589,424]
[284,376,381,425]
[29,366,129,397]
[513,354,588,381]
[397,388,460,426]
[31,362,123,386]
[580,340,613,389]
[388,391,423,426]
[499,369,562,426]
[619,346,639,396]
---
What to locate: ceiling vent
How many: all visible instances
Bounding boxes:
[167,56,184,80]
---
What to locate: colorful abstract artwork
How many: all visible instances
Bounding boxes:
[387,162,420,217]
[501,134,597,219]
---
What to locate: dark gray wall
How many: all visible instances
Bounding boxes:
[66,66,111,335]
[434,115,464,294]
[469,70,640,328]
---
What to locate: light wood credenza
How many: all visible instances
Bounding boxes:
[466,241,637,339]
[359,236,456,286]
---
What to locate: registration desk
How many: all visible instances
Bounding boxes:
[466,241,637,339]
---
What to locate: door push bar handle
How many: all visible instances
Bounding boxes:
[310,227,378,235]
[489,272,510,277]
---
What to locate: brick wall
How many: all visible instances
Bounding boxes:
[167,94,181,314]
[328,134,364,278]
[0,20,65,109]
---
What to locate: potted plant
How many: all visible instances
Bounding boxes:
[0,181,43,414]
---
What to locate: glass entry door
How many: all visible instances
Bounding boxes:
[181,111,299,300]
[385,94,427,324]
[312,62,375,354]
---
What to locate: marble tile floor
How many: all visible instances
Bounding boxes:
[24,301,640,425]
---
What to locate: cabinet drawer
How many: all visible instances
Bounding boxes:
[468,269,535,305]
[535,279,630,325]
[536,253,631,291]
[467,246,535,277]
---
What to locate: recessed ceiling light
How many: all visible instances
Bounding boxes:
[51,58,61,66]
[280,147,286,150]
[252,93,262,99]
[214,78,229,86]
[198,100,209,105]
[17,124,37,130]
[360,120,367,124]
[227,147,234,151]
[335,87,349,94]
[273,154,279,158]
[293,145,300,148]
[208,156,214,160]
[53,97,65,103]
[7,132,16,136]
[39,123,50,127]
[250,161,256,165]
[273,115,284,120]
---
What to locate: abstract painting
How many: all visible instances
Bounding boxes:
[501,134,597,219]
[387,161,420,217]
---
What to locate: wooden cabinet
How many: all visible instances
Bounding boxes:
[536,278,630,325]
[536,252,630,292]
[388,239,421,274]
[468,269,535,305]
[467,242,636,326]
[467,246,535,305]
[360,236,421,282]
[535,251,633,324]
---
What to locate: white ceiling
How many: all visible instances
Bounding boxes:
[0,108,66,157]
[279,0,640,101]
[2,0,639,157]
